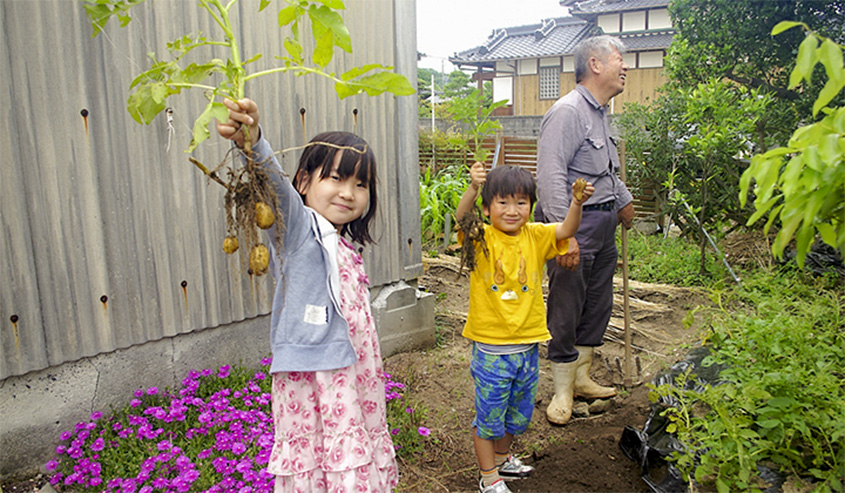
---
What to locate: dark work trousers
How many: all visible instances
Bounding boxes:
[545,208,618,363]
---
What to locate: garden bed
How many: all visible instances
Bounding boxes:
[387,254,708,492]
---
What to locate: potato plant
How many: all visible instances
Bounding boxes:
[82,0,413,275]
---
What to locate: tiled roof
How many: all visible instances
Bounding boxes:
[618,30,675,50]
[565,0,670,14]
[450,17,593,64]
[450,16,674,66]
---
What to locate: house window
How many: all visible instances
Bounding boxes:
[539,67,559,100]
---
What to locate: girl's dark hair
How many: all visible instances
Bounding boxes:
[294,131,378,245]
[480,165,537,207]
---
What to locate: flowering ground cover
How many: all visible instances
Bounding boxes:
[44,358,427,492]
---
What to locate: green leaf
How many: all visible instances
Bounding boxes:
[818,38,845,83]
[315,0,345,9]
[308,4,351,55]
[818,223,836,247]
[127,82,169,125]
[792,35,819,88]
[758,419,781,429]
[188,101,229,152]
[278,5,297,26]
[813,78,845,116]
[771,21,804,36]
[284,38,304,65]
[259,0,271,12]
[311,28,335,68]
[335,70,415,99]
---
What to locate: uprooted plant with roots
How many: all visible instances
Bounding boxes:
[82,0,412,275]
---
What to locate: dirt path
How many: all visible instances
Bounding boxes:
[388,255,707,492]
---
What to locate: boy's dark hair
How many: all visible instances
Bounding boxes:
[480,165,537,208]
[294,131,378,245]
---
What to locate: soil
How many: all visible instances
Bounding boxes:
[388,253,709,493]
[0,255,709,493]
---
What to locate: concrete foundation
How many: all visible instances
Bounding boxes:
[0,283,434,480]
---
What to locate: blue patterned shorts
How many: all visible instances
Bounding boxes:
[471,344,539,440]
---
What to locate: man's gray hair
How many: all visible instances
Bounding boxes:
[574,35,626,83]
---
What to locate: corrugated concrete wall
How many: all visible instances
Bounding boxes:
[0,0,431,478]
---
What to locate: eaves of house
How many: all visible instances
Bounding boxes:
[451,0,675,70]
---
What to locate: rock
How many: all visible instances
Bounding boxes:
[589,398,612,414]
[572,401,590,418]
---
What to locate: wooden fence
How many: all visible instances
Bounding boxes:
[419,136,660,220]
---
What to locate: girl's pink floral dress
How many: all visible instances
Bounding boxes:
[269,237,398,492]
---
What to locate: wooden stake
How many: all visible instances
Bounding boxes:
[620,140,633,387]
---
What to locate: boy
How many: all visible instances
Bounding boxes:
[456,162,593,493]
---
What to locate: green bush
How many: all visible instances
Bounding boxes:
[650,269,844,492]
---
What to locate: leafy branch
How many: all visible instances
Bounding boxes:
[81,0,414,151]
[739,21,845,267]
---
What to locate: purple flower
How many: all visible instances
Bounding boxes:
[405,407,414,414]
[130,399,142,408]
[218,365,231,379]
[90,437,105,452]
[418,426,431,437]
[90,411,103,421]
[45,460,58,471]
[146,387,159,396]
[59,431,72,441]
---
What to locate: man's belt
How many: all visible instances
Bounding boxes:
[582,200,615,211]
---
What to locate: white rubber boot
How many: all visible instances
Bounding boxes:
[573,346,616,399]
[546,360,577,425]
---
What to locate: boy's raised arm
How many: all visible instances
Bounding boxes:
[456,161,487,224]
[555,180,594,241]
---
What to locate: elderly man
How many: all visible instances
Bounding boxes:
[535,35,635,425]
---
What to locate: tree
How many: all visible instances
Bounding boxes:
[443,69,473,99]
[741,22,845,267]
[618,81,770,274]
[417,67,441,101]
[667,0,845,146]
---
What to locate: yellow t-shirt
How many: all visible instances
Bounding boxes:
[462,222,570,345]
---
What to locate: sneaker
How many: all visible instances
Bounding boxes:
[498,455,534,480]
[479,478,513,493]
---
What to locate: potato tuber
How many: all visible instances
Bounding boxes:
[249,244,270,275]
[255,202,275,229]
[222,236,239,254]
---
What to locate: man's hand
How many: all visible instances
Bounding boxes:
[216,98,260,148]
[617,202,634,229]
[555,237,580,270]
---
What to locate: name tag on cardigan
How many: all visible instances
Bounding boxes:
[303,304,328,325]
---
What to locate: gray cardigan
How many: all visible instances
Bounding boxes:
[250,135,358,373]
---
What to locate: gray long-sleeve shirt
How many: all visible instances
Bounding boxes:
[536,85,633,222]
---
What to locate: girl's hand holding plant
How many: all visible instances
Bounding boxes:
[217,98,260,148]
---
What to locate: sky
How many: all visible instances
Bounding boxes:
[416,0,569,72]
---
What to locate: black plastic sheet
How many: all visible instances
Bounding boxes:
[618,346,722,493]
[618,346,789,493]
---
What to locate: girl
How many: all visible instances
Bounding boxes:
[218,99,398,492]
